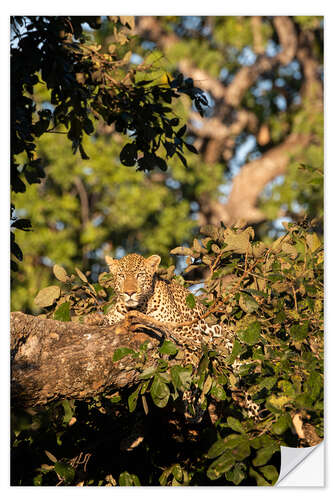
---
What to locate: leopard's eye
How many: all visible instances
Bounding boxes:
[137,272,145,278]
[118,273,125,279]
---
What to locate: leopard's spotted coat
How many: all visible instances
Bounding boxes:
[105,253,224,364]
[105,253,260,420]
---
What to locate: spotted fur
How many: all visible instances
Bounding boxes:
[105,253,224,363]
[105,253,260,421]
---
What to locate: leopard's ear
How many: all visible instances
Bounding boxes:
[146,255,161,273]
[105,255,118,273]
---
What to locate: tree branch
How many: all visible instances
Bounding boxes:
[11,312,167,408]
[73,177,90,227]
[198,133,312,226]
[224,16,298,107]
[251,16,265,55]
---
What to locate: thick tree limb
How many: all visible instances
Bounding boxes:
[11,311,166,408]
[198,133,312,226]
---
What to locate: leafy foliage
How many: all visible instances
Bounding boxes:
[12,222,323,486]
[11,15,207,268]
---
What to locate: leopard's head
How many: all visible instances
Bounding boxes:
[105,253,161,309]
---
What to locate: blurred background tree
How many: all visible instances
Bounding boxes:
[11,16,323,313]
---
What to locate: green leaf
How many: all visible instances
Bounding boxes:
[159,340,178,356]
[249,467,270,486]
[54,462,75,483]
[228,339,244,364]
[303,371,322,401]
[290,321,309,341]
[172,464,183,482]
[244,288,268,299]
[150,375,170,408]
[239,321,261,345]
[271,414,291,434]
[186,293,196,309]
[278,380,296,398]
[210,381,226,401]
[231,440,251,461]
[267,394,291,412]
[138,365,159,380]
[33,474,43,486]
[62,400,74,425]
[34,286,60,307]
[170,365,192,392]
[227,416,245,434]
[113,347,135,361]
[128,385,141,413]
[258,376,277,391]
[207,450,236,480]
[252,444,279,466]
[239,292,259,313]
[207,438,226,459]
[259,465,279,484]
[225,463,246,485]
[54,302,71,322]
[119,471,140,486]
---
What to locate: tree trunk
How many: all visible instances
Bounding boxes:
[11,312,162,408]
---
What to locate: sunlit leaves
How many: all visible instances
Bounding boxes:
[34,285,60,307]
[113,347,136,361]
[150,375,170,408]
[118,471,141,486]
[54,462,75,483]
[53,264,68,283]
[206,450,236,480]
[185,293,196,309]
[53,302,71,321]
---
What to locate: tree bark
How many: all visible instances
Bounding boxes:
[11,312,164,408]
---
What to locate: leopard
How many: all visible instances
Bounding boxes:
[105,253,225,364]
[104,253,260,422]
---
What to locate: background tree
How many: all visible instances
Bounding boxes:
[11,16,323,313]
